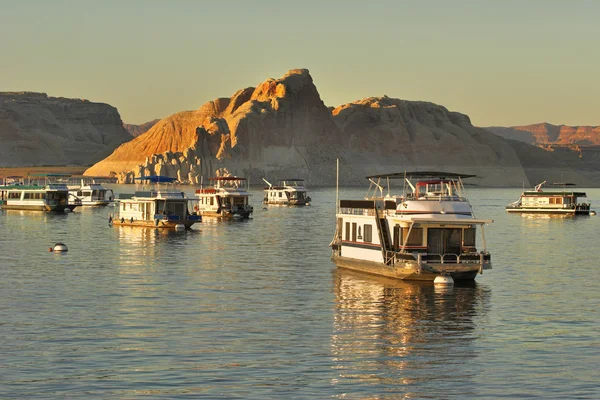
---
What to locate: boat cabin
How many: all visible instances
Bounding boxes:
[263,178,311,205]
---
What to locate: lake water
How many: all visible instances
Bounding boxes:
[1,186,599,399]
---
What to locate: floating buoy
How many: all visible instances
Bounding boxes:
[50,242,68,252]
[434,275,454,285]
[175,223,185,230]
[591,211,597,216]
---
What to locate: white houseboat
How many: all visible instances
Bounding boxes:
[191,177,253,219]
[0,177,79,212]
[506,181,591,215]
[330,172,492,282]
[263,178,311,205]
[110,176,201,229]
[68,178,115,207]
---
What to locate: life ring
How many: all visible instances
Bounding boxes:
[194,205,199,212]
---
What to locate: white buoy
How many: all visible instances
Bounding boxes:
[591,211,597,216]
[434,275,454,285]
[52,242,68,252]
[175,224,185,231]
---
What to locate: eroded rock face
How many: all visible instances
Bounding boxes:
[84,69,595,187]
[0,92,132,166]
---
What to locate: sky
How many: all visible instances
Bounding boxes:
[1,0,599,127]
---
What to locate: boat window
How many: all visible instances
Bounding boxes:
[210,197,214,206]
[24,192,33,199]
[357,226,362,240]
[352,223,357,241]
[401,227,423,246]
[345,222,350,241]
[463,228,476,247]
[279,192,282,198]
[9,192,21,199]
[364,224,373,242]
[122,203,126,211]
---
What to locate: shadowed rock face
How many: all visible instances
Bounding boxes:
[0,92,132,167]
[83,69,597,186]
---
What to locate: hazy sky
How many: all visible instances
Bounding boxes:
[1,0,599,127]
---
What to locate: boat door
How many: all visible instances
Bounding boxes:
[427,228,461,257]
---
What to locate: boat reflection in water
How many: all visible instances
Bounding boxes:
[115,225,187,270]
[330,268,490,397]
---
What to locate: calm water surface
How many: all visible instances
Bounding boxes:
[1,186,599,398]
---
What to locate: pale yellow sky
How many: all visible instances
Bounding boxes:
[1,0,598,127]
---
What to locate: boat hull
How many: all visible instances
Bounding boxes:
[111,219,196,229]
[263,199,310,206]
[0,203,76,212]
[198,210,252,219]
[331,255,487,281]
[506,207,590,215]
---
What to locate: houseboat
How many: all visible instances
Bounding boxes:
[263,178,311,205]
[506,181,591,215]
[330,171,492,282]
[0,179,78,212]
[68,178,115,206]
[191,176,253,219]
[110,176,201,229]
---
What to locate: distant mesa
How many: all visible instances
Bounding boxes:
[0,92,131,167]
[487,123,600,146]
[124,119,161,137]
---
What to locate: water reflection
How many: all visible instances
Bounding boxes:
[331,269,490,398]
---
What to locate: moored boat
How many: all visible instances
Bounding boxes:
[68,178,115,207]
[110,176,200,229]
[330,171,492,281]
[191,177,253,219]
[0,176,78,212]
[263,178,311,205]
[506,181,591,215]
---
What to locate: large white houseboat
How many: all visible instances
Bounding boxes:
[263,178,311,205]
[191,177,253,219]
[330,172,492,282]
[68,178,115,207]
[110,176,201,229]
[0,175,79,212]
[506,181,591,215]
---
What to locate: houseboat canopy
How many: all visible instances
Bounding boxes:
[366,171,476,180]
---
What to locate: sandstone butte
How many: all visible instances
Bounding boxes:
[83,69,599,187]
[0,92,131,166]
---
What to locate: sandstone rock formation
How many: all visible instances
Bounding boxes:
[85,69,599,187]
[124,119,160,137]
[0,92,132,166]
